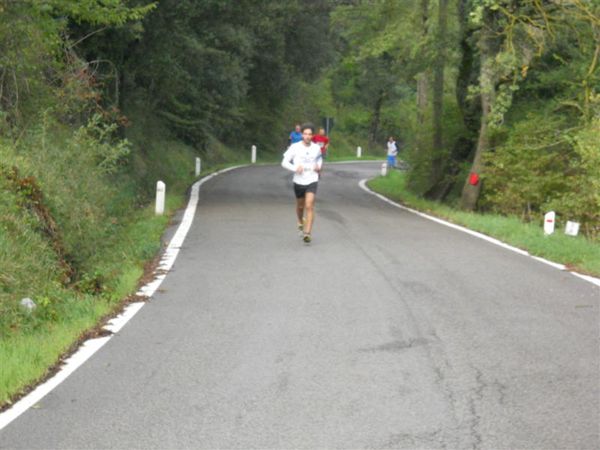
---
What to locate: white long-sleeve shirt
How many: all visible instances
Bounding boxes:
[387,140,398,156]
[281,141,323,185]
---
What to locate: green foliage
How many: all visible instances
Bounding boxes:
[72,0,337,152]
[0,169,65,334]
[0,0,156,129]
[74,114,131,173]
[9,115,125,269]
[323,0,598,236]
[405,93,469,197]
[548,119,600,239]
[332,0,422,67]
[0,293,110,404]
[41,0,157,26]
[476,0,600,236]
[330,1,426,149]
[481,110,571,219]
[0,2,62,126]
[482,113,600,240]
[2,0,599,409]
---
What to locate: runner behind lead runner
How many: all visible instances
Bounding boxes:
[281,123,323,243]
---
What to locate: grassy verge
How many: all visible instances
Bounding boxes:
[0,107,254,409]
[0,298,109,406]
[0,154,252,408]
[0,189,186,408]
[368,170,600,277]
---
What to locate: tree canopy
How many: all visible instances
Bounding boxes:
[0,0,598,235]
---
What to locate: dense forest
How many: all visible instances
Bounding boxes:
[0,1,598,345]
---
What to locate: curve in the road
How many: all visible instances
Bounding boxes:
[359,179,600,288]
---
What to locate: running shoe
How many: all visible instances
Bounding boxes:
[297,218,305,235]
[303,233,312,243]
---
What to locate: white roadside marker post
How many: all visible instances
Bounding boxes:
[195,157,201,177]
[357,146,362,158]
[251,145,257,164]
[381,163,387,176]
[565,221,580,236]
[156,181,165,215]
[543,211,555,235]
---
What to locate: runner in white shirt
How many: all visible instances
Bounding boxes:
[281,123,323,243]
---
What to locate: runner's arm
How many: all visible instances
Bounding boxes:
[315,152,323,171]
[281,148,297,172]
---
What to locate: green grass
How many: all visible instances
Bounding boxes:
[0,191,186,407]
[1,109,259,408]
[368,170,600,277]
[0,297,109,406]
[0,153,251,408]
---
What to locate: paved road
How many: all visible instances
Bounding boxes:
[1,163,598,449]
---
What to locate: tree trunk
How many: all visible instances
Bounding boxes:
[416,0,430,128]
[460,11,497,210]
[455,0,480,137]
[416,74,428,127]
[430,0,448,186]
[368,89,384,150]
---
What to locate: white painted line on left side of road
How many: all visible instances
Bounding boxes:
[359,179,600,289]
[0,165,244,431]
[104,302,146,334]
[135,165,242,297]
[0,337,110,430]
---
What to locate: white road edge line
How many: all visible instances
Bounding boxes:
[359,179,600,288]
[0,165,244,431]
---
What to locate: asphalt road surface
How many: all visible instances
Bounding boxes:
[1,163,598,449]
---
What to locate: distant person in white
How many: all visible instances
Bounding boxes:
[281,123,323,243]
[387,136,398,168]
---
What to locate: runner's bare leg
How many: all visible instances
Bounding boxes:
[296,197,305,226]
[304,192,315,234]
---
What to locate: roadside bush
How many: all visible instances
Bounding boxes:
[481,111,572,220]
[547,119,600,239]
[482,111,599,240]
[0,177,66,337]
[11,114,128,270]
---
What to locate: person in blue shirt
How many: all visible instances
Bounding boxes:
[288,124,302,147]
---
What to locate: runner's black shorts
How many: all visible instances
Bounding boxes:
[294,182,318,199]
